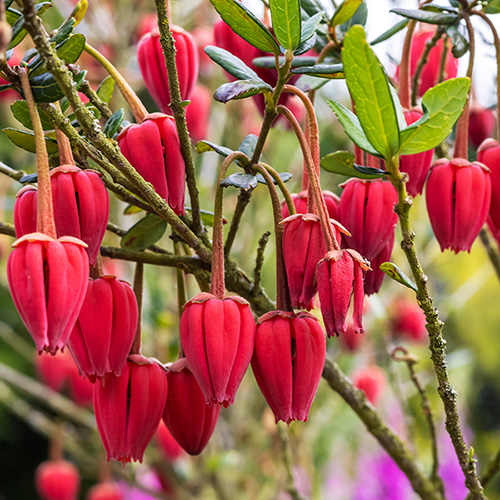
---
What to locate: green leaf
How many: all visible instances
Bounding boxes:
[205,46,262,81]
[399,77,471,155]
[196,140,234,157]
[96,76,114,104]
[2,128,59,155]
[19,172,38,184]
[256,172,292,185]
[269,0,301,50]
[9,2,52,50]
[339,1,368,33]
[320,151,386,179]
[296,75,330,92]
[252,55,316,69]
[49,17,76,45]
[331,0,363,27]
[485,0,500,14]
[121,214,168,251]
[104,108,124,139]
[301,0,326,16]
[370,19,409,46]
[27,72,66,103]
[421,3,458,13]
[327,100,382,157]
[342,26,399,158]
[70,0,88,26]
[214,79,272,103]
[184,207,219,227]
[390,8,459,25]
[238,134,258,159]
[445,24,469,58]
[221,173,258,190]
[379,262,418,292]
[5,7,21,27]
[300,12,324,44]
[11,100,54,131]
[123,204,143,215]
[210,0,280,54]
[292,63,344,79]
[5,0,15,9]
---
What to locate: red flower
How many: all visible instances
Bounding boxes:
[425,158,491,252]
[13,166,109,265]
[363,232,394,296]
[338,322,364,352]
[352,365,386,405]
[7,234,89,354]
[86,482,123,500]
[185,84,211,142]
[137,27,199,114]
[390,297,427,343]
[316,249,369,337]
[155,420,185,461]
[35,459,80,500]
[281,190,339,220]
[469,106,495,149]
[180,293,256,407]
[251,311,326,424]
[477,139,500,237]
[117,113,185,214]
[68,276,138,382]
[399,108,434,197]
[338,179,398,261]
[94,357,168,463]
[163,363,220,455]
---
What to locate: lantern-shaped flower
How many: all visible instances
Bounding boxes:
[117,113,185,215]
[363,233,394,296]
[338,179,398,261]
[399,108,434,197]
[35,459,80,500]
[469,106,495,149]
[317,249,370,337]
[251,311,326,424]
[163,364,220,455]
[13,185,37,238]
[8,234,89,354]
[68,276,138,382]
[94,357,168,463]
[137,27,199,113]
[352,365,386,405]
[180,293,256,407]
[425,158,491,253]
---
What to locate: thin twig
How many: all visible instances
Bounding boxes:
[252,231,271,297]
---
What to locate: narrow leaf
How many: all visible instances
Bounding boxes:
[399,77,471,155]
[96,76,115,103]
[196,140,234,157]
[339,2,368,33]
[342,26,399,158]
[252,56,316,69]
[104,108,124,139]
[205,45,262,81]
[214,79,272,103]
[445,24,469,58]
[256,172,292,185]
[292,63,344,78]
[210,0,280,54]
[49,17,76,45]
[301,0,325,16]
[370,19,409,45]
[331,0,363,27]
[3,128,59,155]
[70,0,88,26]
[390,8,459,25]
[121,214,168,251]
[320,151,386,179]
[380,262,418,292]
[301,12,325,43]
[269,0,301,50]
[9,3,52,50]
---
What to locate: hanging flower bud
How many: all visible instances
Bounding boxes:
[68,371,94,407]
[363,233,394,296]
[477,139,500,236]
[94,357,167,464]
[352,365,386,405]
[163,364,220,455]
[390,297,427,343]
[185,84,211,142]
[339,322,364,352]
[117,113,185,215]
[425,158,491,253]
[8,234,89,354]
[251,311,325,424]
[317,249,370,337]
[180,293,256,407]
[137,27,199,114]
[399,108,434,197]
[68,276,138,382]
[35,459,80,500]
[86,482,124,500]
[469,106,495,149]
[35,350,75,393]
[281,190,339,220]
[13,167,109,266]
[155,420,185,461]
[338,179,398,261]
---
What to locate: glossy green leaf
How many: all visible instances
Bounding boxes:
[6,7,20,27]
[269,0,301,50]
[292,63,344,79]
[205,46,262,81]
[339,1,368,33]
[421,3,458,13]
[5,0,15,9]
[96,76,114,104]
[390,8,458,25]
[2,128,59,155]
[9,2,52,50]
[399,77,470,155]
[70,0,88,26]
[328,101,382,157]
[238,134,258,159]
[370,19,409,45]
[256,172,292,185]
[485,0,500,13]
[210,0,280,54]
[252,56,316,69]
[301,12,324,43]
[320,151,386,179]
[301,0,326,16]
[196,140,234,157]
[342,26,399,158]
[214,79,272,103]
[331,0,362,27]
[221,173,258,190]
[11,100,54,131]
[121,214,168,251]
[445,24,469,58]
[104,108,124,139]
[49,17,76,45]
[294,34,317,55]
[380,262,418,292]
